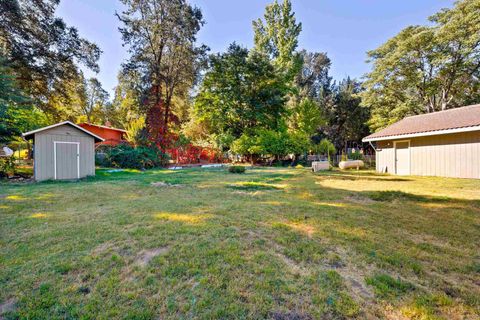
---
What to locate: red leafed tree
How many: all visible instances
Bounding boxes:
[117,0,207,149]
[145,87,180,149]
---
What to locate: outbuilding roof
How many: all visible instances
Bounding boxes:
[363,104,480,142]
[23,121,105,142]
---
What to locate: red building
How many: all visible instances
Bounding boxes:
[78,122,127,146]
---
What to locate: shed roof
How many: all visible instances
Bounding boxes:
[363,104,480,142]
[23,121,105,142]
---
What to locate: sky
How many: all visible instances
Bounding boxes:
[57,0,455,96]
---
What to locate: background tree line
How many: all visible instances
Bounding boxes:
[1,0,479,164]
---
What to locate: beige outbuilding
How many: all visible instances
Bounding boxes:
[363,104,480,179]
[23,121,104,181]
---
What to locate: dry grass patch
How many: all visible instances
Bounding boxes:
[0,167,478,318]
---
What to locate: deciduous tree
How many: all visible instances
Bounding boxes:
[253,0,302,80]
[117,0,207,147]
[362,0,480,131]
[194,43,288,140]
[0,0,101,119]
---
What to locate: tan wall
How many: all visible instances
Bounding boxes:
[34,125,95,181]
[375,131,480,179]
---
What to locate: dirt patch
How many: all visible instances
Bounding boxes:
[274,252,309,276]
[344,195,374,205]
[0,298,16,316]
[135,247,169,267]
[270,311,312,320]
[330,247,375,301]
[91,241,118,256]
[283,222,315,238]
[150,181,184,188]
[383,304,409,320]
[232,190,263,196]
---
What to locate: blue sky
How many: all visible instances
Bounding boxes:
[57,0,455,95]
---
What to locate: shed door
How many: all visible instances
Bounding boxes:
[54,142,79,180]
[395,141,410,175]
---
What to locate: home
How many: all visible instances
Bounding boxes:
[78,122,127,146]
[363,104,480,179]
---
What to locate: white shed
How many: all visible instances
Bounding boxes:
[23,121,104,181]
[363,104,480,179]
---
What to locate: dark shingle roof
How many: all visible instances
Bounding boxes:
[363,104,480,141]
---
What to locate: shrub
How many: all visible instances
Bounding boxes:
[96,144,169,169]
[313,139,336,162]
[348,150,364,160]
[0,157,16,178]
[228,166,246,174]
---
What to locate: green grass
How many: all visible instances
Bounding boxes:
[1,167,479,319]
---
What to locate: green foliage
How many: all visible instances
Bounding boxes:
[362,0,480,131]
[194,44,288,139]
[348,150,364,160]
[285,130,311,155]
[313,139,336,162]
[253,0,302,80]
[0,157,16,178]
[82,77,110,123]
[0,0,101,119]
[0,56,47,143]
[125,117,147,147]
[231,129,310,161]
[97,144,169,170]
[315,78,370,151]
[365,274,415,299]
[289,98,325,136]
[117,0,207,142]
[295,50,331,99]
[228,166,246,174]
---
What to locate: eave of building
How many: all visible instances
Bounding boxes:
[362,125,480,142]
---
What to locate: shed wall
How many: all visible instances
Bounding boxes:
[375,131,480,179]
[34,125,95,181]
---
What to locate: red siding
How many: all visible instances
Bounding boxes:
[78,123,126,146]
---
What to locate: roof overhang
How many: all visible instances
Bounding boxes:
[23,121,105,143]
[79,123,127,133]
[363,125,480,142]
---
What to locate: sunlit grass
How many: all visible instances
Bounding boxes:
[153,212,212,224]
[0,167,478,319]
[312,201,349,208]
[5,195,26,201]
[29,213,48,219]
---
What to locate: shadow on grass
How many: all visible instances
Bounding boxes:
[365,190,452,203]
[315,171,412,182]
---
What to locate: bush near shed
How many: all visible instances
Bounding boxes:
[96,144,168,169]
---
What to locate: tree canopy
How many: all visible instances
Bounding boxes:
[362,0,480,131]
[194,43,288,140]
[117,0,207,147]
[0,0,101,119]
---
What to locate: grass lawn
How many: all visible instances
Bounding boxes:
[1,167,479,319]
